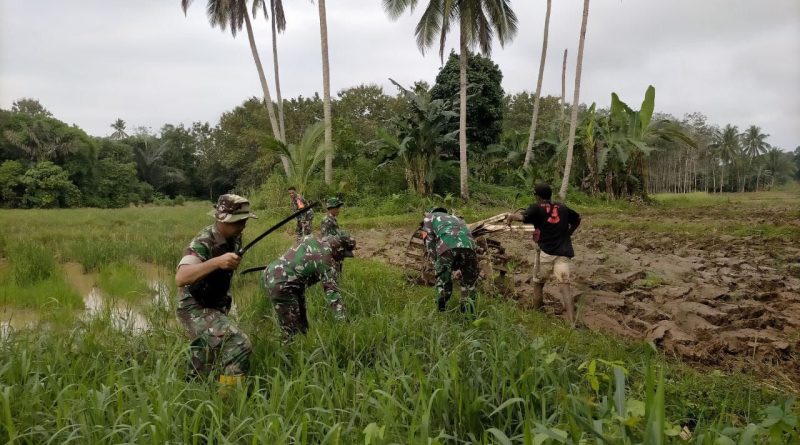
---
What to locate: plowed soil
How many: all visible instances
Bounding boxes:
[353,205,800,392]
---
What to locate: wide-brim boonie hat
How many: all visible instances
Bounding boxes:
[208,194,258,223]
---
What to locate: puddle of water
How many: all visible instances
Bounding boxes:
[3,261,174,338]
[83,287,149,334]
[136,261,173,309]
[148,279,171,308]
[0,307,39,340]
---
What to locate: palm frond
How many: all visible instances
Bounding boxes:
[415,0,443,54]
[383,0,419,20]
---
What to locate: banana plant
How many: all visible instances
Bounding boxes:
[369,80,458,195]
[602,85,695,199]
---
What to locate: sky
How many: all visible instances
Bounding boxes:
[1,0,798,150]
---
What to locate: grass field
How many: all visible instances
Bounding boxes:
[0,190,798,444]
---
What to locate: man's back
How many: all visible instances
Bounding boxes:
[422,212,476,255]
[522,201,581,257]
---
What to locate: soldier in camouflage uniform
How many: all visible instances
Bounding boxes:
[288,186,314,242]
[261,233,355,336]
[320,197,349,279]
[320,197,344,237]
[175,194,256,388]
[419,207,480,314]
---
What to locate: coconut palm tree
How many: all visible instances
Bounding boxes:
[181,0,289,175]
[109,119,129,140]
[383,0,518,201]
[763,147,796,190]
[741,125,770,163]
[523,0,552,169]
[710,124,741,192]
[558,0,590,200]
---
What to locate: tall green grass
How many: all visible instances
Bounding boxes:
[0,240,82,309]
[0,199,797,443]
[0,255,795,443]
[97,262,150,301]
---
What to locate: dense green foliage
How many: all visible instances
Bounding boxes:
[431,52,505,153]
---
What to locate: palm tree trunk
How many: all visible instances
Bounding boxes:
[559,48,567,139]
[558,0,590,200]
[243,10,291,177]
[458,22,469,201]
[317,0,333,184]
[523,0,552,168]
[270,1,286,142]
[243,12,280,144]
[756,168,761,191]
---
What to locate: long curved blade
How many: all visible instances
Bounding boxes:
[238,201,318,256]
[240,265,267,275]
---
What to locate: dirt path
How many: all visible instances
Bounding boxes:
[353,222,800,391]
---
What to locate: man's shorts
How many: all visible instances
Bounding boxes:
[532,250,572,284]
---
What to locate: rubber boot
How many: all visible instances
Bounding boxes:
[437,298,447,312]
[218,374,245,398]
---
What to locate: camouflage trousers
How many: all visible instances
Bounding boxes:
[434,248,479,311]
[177,296,252,377]
[295,218,313,241]
[265,282,344,337]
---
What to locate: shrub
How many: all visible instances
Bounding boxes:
[18,162,81,208]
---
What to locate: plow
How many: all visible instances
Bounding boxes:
[404,213,534,286]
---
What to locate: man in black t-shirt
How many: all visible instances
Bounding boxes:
[506,183,581,324]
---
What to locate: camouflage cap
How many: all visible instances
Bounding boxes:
[325,232,356,258]
[208,194,258,223]
[325,197,344,209]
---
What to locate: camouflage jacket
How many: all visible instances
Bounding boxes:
[179,224,242,309]
[291,194,314,222]
[262,237,340,301]
[420,212,476,257]
[320,214,340,237]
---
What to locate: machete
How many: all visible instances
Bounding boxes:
[237,201,318,257]
[236,201,318,275]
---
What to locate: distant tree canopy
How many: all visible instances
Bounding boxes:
[431,52,505,153]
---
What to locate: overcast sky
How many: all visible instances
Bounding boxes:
[1,0,798,149]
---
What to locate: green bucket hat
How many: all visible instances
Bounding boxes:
[325,197,344,209]
[208,194,258,223]
[427,206,448,215]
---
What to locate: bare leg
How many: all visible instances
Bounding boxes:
[555,283,575,326]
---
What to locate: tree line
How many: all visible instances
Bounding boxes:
[1,52,796,209]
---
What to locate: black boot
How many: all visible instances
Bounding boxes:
[437,298,447,312]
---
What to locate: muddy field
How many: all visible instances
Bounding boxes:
[354,207,800,392]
